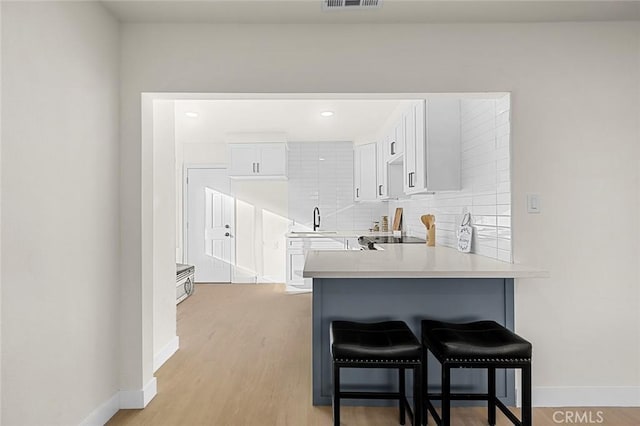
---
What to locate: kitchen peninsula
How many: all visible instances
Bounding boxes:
[304,244,547,407]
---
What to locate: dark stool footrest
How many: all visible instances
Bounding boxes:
[331,320,422,426]
[421,320,532,426]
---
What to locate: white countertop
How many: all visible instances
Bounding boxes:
[286,230,393,239]
[303,244,548,279]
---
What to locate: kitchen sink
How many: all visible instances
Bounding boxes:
[290,231,338,235]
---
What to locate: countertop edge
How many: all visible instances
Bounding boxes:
[303,271,549,279]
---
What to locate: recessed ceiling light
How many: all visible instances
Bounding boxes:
[185,112,199,118]
[320,111,334,117]
[319,157,326,161]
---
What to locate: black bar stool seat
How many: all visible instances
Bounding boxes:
[421,320,532,426]
[330,321,422,426]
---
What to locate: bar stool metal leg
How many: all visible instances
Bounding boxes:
[333,363,340,426]
[442,363,451,426]
[399,367,406,425]
[488,366,496,425]
[522,364,532,426]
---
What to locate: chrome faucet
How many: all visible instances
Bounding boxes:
[313,207,321,231]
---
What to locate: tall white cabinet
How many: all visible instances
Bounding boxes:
[404,100,461,194]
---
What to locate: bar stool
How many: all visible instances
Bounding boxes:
[421,320,532,426]
[330,321,422,426]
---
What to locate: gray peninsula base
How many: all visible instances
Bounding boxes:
[312,277,515,407]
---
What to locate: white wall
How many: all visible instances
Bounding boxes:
[152,101,178,366]
[0,2,3,418]
[0,1,3,417]
[2,2,121,425]
[391,96,512,262]
[122,22,640,406]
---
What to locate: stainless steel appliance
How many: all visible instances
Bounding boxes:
[176,263,195,304]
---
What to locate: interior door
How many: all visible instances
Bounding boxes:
[186,168,235,283]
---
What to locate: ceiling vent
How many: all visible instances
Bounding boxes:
[322,0,382,11]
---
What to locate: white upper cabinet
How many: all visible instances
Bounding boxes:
[376,141,388,199]
[228,143,287,179]
[376,138,404,200]
[403,100,461,194]
[385,119,404,162]
[354,143,377,202]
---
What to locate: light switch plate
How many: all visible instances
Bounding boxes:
[527,193,541,214]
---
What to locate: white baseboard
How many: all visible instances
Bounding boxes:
[286,287,312,294]
[534,386,640,407]
[119,377,158,409]
[154,336,179,372]
[79,392,120,426]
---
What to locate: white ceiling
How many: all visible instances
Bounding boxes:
[173,99,412,145]
[102,0,640,24]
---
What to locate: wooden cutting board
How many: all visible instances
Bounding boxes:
[392,208,403,231]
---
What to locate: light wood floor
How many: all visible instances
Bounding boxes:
[108,284,640,425]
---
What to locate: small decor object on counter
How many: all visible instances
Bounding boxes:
[392,208,403,231]
[457,212,473,253]
[372,221,380,232]
[381,215,389,232]
[421,214,436,246]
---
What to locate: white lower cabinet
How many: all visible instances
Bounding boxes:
[286,237,347,291]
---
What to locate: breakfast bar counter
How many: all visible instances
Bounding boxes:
[303,245,546,407]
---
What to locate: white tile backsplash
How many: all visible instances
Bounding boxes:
[389,96,512,262]
[289,142,387,231]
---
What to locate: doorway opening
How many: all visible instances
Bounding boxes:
[143,91,512,392]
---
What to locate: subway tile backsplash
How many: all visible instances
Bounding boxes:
[288,142,387,231]
[389,96,512,262]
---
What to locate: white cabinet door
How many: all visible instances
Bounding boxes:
[257,143,287,176]
[286,237,347,291]
[403,102,418,193]
[228,143,287,178]
[376,140,386,199]
[403,99,460,194]
[288,251,306,285]
[229,144,258,176]
[354,143,377,202]
[388,119,404,161]
[354,146,362,201]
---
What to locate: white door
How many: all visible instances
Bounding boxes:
[186,168,235,283]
